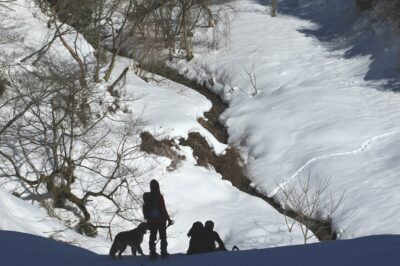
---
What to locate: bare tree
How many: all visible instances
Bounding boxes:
[175,0,221,60]
[0,0,232,238]
[0,55,145,237]
[0,0,153,240]
[208,3,235,51]
[129,0,229,61]
[277,172,345,243]
[32,0,131,82]
[34,0,231,67]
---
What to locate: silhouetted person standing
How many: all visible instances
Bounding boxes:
[204,220,226,252]
[143,179,173,260]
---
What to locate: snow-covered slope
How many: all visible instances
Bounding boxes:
[176,0,400,239]
[0,188,110,254]
[1,230,400,266]
[2,0,400,260]
[0,0,313,256]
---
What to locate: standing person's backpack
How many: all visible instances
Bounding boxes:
[142,192,161,220]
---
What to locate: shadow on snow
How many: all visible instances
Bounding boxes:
[253,0,400,91]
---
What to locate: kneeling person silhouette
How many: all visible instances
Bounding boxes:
[187,221,206,255]
[186,220,227,255]
[204,220,227,252]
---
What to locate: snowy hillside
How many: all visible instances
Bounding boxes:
[0,188,110,253]
[176,0,400,240]
[0,0,312,256]
[1,0,400,263]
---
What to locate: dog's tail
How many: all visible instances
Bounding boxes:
[232,245,240,251]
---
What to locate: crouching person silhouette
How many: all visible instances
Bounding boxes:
[187,221,206,255]
[142,179,173,260]
[204,220,227,252]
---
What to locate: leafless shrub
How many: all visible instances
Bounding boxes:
[241,63,258,96]
[277,172,345,243]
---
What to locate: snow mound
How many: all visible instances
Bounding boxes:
[1,230,399,266]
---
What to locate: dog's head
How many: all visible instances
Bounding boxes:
[137,222,149,234]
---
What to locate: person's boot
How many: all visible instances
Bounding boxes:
[161,251,170,259]
[149,252,158,260]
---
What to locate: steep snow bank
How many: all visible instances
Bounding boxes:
[0,0,315,255]
[177,0,400,239]
[0,189,109,253]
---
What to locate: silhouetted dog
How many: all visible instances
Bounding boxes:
[187,221,206,255]
[109,222,148,259]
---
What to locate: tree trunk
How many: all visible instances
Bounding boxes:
[181,2,193,60]
[271,0,278,17]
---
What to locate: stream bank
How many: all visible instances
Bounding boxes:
[139,63,336,241]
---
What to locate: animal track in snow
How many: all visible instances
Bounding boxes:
[270,129,400,197]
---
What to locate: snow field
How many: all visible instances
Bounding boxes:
[0,0,317,256]
[176,0,400,239]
